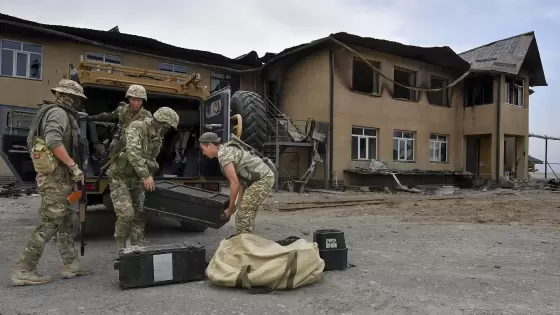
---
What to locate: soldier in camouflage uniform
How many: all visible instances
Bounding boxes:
[199,132,274,234]
[11,79,93,286]
[88,84,152,160]
[107,107,179,249]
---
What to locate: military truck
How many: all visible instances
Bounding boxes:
[1,56,271,232]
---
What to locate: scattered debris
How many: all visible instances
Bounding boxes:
[0,184,36,199]
[390,173,422,194]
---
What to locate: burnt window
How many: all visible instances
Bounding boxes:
[393,67,417,101]
[465,75,494,106]
[428,76,450,106]
[351,57,380,95]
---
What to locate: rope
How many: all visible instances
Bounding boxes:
[328,37,472,92]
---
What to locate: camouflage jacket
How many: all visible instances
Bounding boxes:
[89,101,152,125]
[110,117,163,179]
[217,141,271,186]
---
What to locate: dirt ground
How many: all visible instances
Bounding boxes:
[1,187,559,315]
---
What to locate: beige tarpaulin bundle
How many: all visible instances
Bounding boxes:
[206,234,325,292]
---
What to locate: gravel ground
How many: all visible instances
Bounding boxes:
[1,188,560,315]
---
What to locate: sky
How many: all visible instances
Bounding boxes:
[1,0,559,171]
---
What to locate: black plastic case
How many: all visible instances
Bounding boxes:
[113,243,206,289]
[143,181,230,229]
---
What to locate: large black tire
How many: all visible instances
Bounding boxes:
[230,91,270,152]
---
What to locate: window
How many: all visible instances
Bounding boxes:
[159,63,188,74]
[211,72,240,94]
[465,75,494,106]
[393,130,415,161]
[351,57,380,95]
[428,75,450,106]
[430,134,448,162]
[505,77,524,107]
[351,127,377,160]
[7,111,35,130]
[0,39,42,79]
[86,52,122,64]
[393,67,417,101]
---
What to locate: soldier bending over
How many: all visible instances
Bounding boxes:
[198,132,274,234]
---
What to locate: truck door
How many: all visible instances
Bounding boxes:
[199,86,231,181]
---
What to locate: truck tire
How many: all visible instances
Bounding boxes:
[179,221,208,233]
[230,91,270,152]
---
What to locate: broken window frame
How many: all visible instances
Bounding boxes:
[0,39,42,80]
[393,66,417,102]
[393,130,415,162]
[211,72,240,94]
[429,134,448,163]
[504,77,524,107]
[351,57,381,96]
[428,75,450,107]
[351,126,377,161]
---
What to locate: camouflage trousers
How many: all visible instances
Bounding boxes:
[108,172,146,246]
[17,166,77,270]
[235,171,275,234]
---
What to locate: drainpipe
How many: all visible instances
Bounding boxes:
[495,75,502,181]
[328,49,334,186]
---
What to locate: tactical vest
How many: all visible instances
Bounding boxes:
[112,118,162,177]
[218,141,271,186]
[107,105,151,159]
[27,103,82,174]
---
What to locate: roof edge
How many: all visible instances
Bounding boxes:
[0,17,261,73]
[458,31,535,55]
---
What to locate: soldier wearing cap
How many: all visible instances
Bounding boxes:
[108,107,179,249]
[198,132,274,234]
[88,84,152,160]
[11,79,93,286]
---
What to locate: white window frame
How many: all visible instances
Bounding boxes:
[429,134,448,162]
[86,52,122,65]
[504,77,524,107]
[0,39,43,80]
[159,62,188,74]
[351,126,378,160]
[393,130,415,162]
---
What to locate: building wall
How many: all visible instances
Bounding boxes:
[0,30,255,109]
[270,45,474,183]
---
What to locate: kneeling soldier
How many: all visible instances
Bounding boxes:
[198,132,274,234]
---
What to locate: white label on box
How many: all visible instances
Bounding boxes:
[326,238,338,249]
[153,253,173,282]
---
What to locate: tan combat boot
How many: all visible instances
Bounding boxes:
[61,259,93,279]
[11,267,52,286]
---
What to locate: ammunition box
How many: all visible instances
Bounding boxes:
[113,243,206,289]
[143,181,230,229]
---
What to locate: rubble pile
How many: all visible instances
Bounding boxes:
[0,183,37,199]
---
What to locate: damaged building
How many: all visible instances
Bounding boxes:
[0,12,548,189]
[258,32,547,188]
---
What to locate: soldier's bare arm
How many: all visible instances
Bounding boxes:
[222,163,240,216]
[125,121,153,190]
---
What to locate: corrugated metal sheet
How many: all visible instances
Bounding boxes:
[459,32,533,75]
